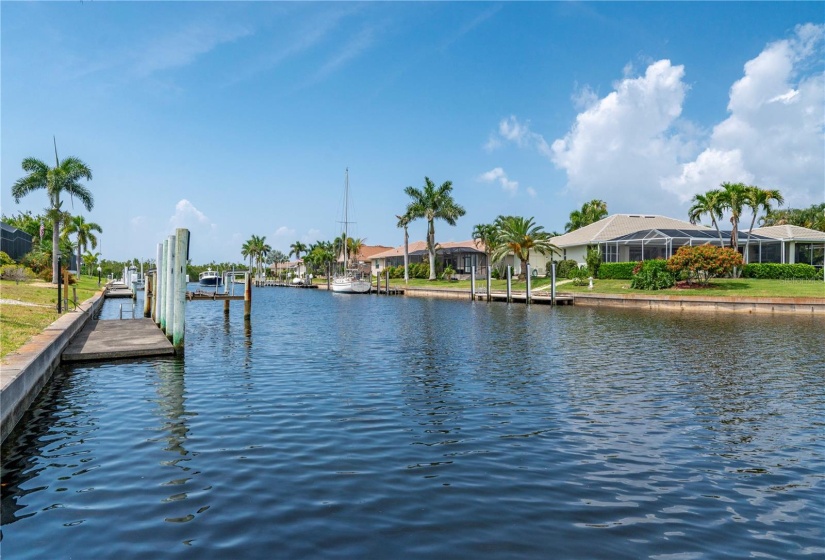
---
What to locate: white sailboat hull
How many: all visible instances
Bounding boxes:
[331,276,371,294]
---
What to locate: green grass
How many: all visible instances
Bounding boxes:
[1,275,103,359]
[557,278,825,298]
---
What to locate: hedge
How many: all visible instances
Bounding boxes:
[742,263,822,280]
[597,262,636,280]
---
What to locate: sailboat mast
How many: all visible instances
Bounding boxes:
[343,168,349,270]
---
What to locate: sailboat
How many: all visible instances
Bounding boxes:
[332,168,371,294]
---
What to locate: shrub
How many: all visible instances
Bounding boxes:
[0,251,15,266]
[667,245,743,285]
[586,247,601,278]
[409,262,430,279]
[630,259,675,290]
[597,262,637,280]
[570,266,589,286]
[742,263,822,280]
[555,259,579,279]
[0,265,35,283]
[21,249,51,275]
[442,264,455,281]
[491,267,501,280]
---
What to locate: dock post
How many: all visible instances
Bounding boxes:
[144,274,153,317]
[159,240,168,330]
[526,264,532,304]
[486,265,491,302]
[506,266,512,303]
[154,244,162,324]
[550,262,556,306]
[386,268,389,295]
[244,272,252,320]
[63,268,69,312]
[172,228,189,350]
[377,269,381,294]
[470,266,476,301]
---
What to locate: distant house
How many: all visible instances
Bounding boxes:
[270,259,305,278]
[0,221,32,261]
[345,245,394,275]
[370,240,487,278]
[548,214,824,268]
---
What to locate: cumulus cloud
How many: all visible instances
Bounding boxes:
[549,59,689,207]
[664,23,825,206]
[169,199,215,230]
[487,116,552,158]
[274,225,296,238]
[478,167,519,194]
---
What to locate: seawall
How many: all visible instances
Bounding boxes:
[569,292,825,314]
[1,290,105,443]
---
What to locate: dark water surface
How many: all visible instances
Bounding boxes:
[2,287,823,558]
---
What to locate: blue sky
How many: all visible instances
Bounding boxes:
[2,2,823,264]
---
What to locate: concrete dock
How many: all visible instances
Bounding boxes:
[62,318,175,362]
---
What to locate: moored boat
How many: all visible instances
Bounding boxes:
[332,168,371,294]
[199,268,223,286]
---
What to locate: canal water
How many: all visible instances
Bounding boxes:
[2,288,823,558]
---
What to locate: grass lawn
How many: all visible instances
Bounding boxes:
[1,275,103,359]
[371,276,824,298]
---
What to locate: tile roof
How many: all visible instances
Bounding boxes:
[750,225,825,241]
[550,214,711,247]
[370,239,486,260]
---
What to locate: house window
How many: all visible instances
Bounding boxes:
[603,245,617,262]
[796,243,825,267]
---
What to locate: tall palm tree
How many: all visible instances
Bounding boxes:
[743,185,784,262]
[289,241,307,278]
[241,238,254,271]
[761,203,825,231]
[257,237,271,278]
[492,216,559,280]
[404,177,466,280]
[719,182,749,251]
[396,213,411,283]
[565,199,608,232]
[11,150,94,283]
[472,222,499,275]
[82,251,101,276]
[62,214,102,277]
[688,189,726,247]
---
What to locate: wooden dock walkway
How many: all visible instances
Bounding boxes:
[104,285,134,298]
[62,318,175,362]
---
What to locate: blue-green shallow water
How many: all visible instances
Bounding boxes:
[2,287,823,559]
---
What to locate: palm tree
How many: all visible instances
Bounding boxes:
[348,237,365,267]
[743,185,784,262]
[11,150,94,283]
[396,213,411,283]
[761,203,825,231]
[404,177,466,280]
[688,189,726,247]
[82,251,101,276]
[257,238,271,278]
[241,238,254,271]
[62,214,102,277]
[565,199,608,232]
[719,182,749,251]
[492,216,559,280]
[289,241,307,279]
[472,222,499,276]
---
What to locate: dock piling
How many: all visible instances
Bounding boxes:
[172,229,189,349]
[506,266,512,303]
[386,268,390,295]
[159,240,168,330]
[165,235,176,339]
[551,263,556,306]
[144,274,152,317]
[470,266,476,301]
[526,264,532,305]
[486,266,491,302]
[244,272,252,320]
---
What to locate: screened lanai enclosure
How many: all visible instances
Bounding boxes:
[598,228,784,264]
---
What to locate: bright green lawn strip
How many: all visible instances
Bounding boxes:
[558,278,825,298]
[1,275,103,359]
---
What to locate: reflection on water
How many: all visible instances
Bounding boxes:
[2,288,823,558]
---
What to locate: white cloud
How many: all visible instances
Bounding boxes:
[492,116,553,158]
[478,167,519,194]
[274,226,296,238]
[663,23,824,206]
[550,59,688,207]
[526,187,537,198]
[135,22,252,77]
[169,199,215,230]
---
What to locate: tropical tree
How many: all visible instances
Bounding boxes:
[761,203,825,232]
[404,177,466,280]
[743,185,784,261]
[396,213,411,283]
[472,222,500,276]
[718,182,749,252]
[82,251,101,276]
[492,216,559,280]
[565,199,608,232]
[11,150,94,283]
[348,237,365,268]
[241,238,254,271]
[289,241,307,262]
[688,189,726,246]
[62,214,102,277]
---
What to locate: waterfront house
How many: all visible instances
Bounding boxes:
[270,259,305,279]
[370,240,488,278]
[548,214,823,268]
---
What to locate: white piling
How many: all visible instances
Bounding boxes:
[486,265,491,302]
[159,240,168,330]
[165,235,176,337]
[506,266,512,303]
[551,262,556,306]
[173,229,189,349]
[526,264,532,304]
[470,266,476,301]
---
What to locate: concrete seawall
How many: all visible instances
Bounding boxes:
[569,292,825,314]
[1,290,105,443]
